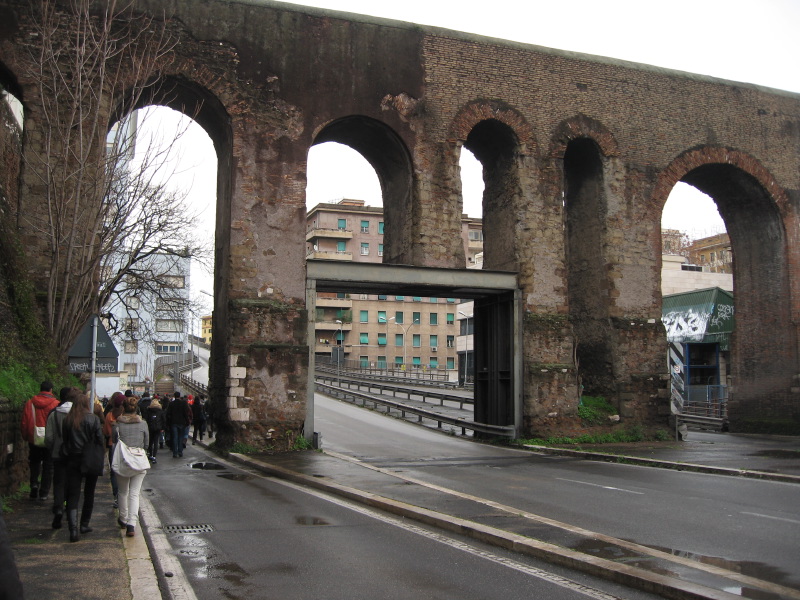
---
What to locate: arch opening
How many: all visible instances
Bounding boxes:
[564,137,614,397]
[464,119,520,271]
[311,116,413,265]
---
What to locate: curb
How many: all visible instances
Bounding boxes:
[521,445,800,485]
[226,451,746,600]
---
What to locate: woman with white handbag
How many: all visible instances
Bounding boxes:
[112,396,149,537]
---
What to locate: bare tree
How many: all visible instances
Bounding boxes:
[19,0,208,360]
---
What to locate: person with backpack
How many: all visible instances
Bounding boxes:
[191,395,207,445]
[145,398,165,463]
[20,381,60,501]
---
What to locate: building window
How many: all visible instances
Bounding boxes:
[446,357,455,369]
[430,297,437,303]
[395,356,403,366]
[337,218,346,230]
[156,319,183,332]
[336,292,346,298]
[412,296,421,302]
[360,356,369,368]
[378,221,384,235]
[360,242,369,255]
[395,334,403,347]
[395,295,404,301]
[447,335,455,348]
[155,342,182,354]
[395,311,404,324]
[361,220,369,233]
[123,318,139,334]
[360,310,368,323]
[378,244,384,257]
[412,356,421,366]
[378,310,387,323]
[124,340,138,354]
[162,275,185,288]
[378,333,387,346]
[378,295,387,300]
[360,332,369,344]
[377,356,387,369]
[156,298,186,312]
[430,313,438,325]
[429,358,438,369]
[126,297,140,309]
[446,313,455,325]
[446,298,456,303]
[468,230,483,242]
[123,362,138,377]
[337,240,346,252]
[412,334,421,348]
[412,312,420,324]
[430,335,438,348]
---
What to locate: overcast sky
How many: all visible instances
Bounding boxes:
[148,0,800,309]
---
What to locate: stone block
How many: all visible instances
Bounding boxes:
[230,366,247,379]
[229,408,250,421]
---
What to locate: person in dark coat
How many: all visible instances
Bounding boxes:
[44,387,74,529]
[145,399,165,462]
[191,395,207,445]
[61,389,104,542]
[165,392,192,458]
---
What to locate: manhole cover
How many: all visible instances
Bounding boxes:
[163,524,214,534]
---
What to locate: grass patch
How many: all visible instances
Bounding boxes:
[517,425,646,446]
[289,435,314,451]
[578,395,617,425]
[229,441,260,455]
[1,484,30,513]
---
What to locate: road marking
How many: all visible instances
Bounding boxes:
[320,448,800,600]
[555,478,645,495]
[741,511,800,525]
[270,473,624,600]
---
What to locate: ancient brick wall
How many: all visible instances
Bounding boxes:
[1,0,798,440]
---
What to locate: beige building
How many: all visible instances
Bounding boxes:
[307,200,481,376]
[687,233,733,274]
[201,314,212,345]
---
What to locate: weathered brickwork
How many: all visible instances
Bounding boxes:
[1,0,798,441]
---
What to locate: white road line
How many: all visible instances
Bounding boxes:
[555,478,645,494]
[741,511,800,525]
[270,474,624,600]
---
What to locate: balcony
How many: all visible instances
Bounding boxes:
[315,343,350,355]
[316,320,353,331]
[317,297,353,308]
[306,227,353,242]
[306,250,353,261]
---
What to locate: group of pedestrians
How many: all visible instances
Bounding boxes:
[20,382,211,544]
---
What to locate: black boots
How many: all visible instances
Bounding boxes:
[67,509,80,542]
[80,522,93,534]
[51,508,63,530]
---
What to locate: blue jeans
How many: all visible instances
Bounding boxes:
[170,425,188,456]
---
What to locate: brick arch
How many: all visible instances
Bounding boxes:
[651,146,790,218]
[548,113,620,159]
[448,99,536,153]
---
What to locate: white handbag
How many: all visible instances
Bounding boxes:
[111,439,150,477]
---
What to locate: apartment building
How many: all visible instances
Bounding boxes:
[307,199,481,377]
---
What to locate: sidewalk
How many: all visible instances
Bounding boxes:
[5,430,799,600]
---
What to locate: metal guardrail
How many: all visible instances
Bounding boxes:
[314,379,514,439]
[316,365,465,390]
[315,373,473,409]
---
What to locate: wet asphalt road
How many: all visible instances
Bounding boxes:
[314,395,800,593]
[144,443,665,600]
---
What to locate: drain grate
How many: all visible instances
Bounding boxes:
[163,524,214,534]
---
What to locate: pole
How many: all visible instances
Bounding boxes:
[335,319,342,387]
[90,315,98,403]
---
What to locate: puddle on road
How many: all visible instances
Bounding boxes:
[570,538,792,597]
[751,449,800,459]
[191,462,225,470]
[295,516,330,526]
[217,473,254,481]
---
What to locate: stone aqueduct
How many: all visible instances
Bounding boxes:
[2,0,799,444]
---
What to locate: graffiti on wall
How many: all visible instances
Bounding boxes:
[710,303,734,329]
[662,308,711,343]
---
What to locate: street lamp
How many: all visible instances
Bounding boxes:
[385,316,417,374]
[335,319,343,386]
[459,311,473,386]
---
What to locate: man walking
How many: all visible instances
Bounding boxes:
[20,381,59,500]
[165,392,192,458]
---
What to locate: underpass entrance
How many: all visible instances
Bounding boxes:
[306,260,521,439]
